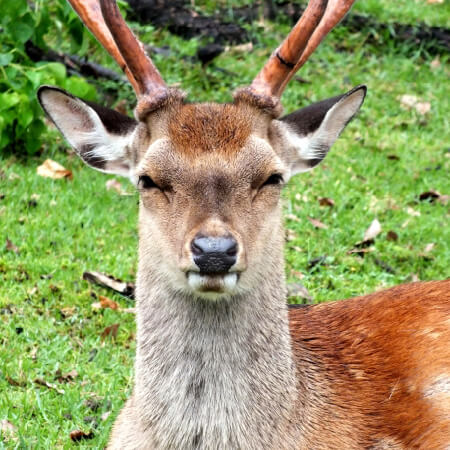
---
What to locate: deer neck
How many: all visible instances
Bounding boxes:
[133,254,299,448]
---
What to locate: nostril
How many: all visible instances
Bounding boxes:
[225,239,238,256]
[191,239,204,256]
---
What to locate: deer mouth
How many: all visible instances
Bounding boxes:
[186,271,239,296]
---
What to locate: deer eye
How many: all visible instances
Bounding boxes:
[262,173,284,187]
[138,175,159,190]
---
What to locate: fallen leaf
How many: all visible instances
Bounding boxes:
[411,274,420,282]
[60,306,76,318]
[364,219,382,241]
[399,95,431,115]
[424,243,435,253]
[101,411,111,421]
[55,369,78,383]
[34,378,65,394]
[307,217,328,229]
[318,197,335,207]
[386,230,399,242]
[5,238,19,254]
[101,323,119,340]
[99,295,119,310]
[69,430,94,442]
[37,159,72,179]
[105,178,124,195]
[406,207,421,217]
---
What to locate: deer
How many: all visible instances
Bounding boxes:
[37,0,450,448]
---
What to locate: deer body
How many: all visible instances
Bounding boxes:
[38,1,450,448]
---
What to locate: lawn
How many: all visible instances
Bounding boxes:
[1,0,449,447]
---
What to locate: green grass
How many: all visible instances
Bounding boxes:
[1,2,449,447]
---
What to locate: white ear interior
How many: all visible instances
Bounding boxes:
[287,88,365,174]
[39,88,134,178]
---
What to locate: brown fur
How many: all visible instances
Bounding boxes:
[168,103,254,157]
[290,280,450,449]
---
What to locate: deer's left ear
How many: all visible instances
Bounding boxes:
[276,85,366,175]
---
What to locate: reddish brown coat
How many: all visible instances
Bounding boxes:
[289,280,450,449]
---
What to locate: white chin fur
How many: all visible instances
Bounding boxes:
[187,272,238,299]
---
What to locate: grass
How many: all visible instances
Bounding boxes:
[1,1,449,447]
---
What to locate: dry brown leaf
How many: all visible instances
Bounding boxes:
[99,295,119,310]
[37,159,72,180]
[318,197,335,207]
[60,306,76,318]
[55,369,78,383]
[348,247,374,255]
[5,238,19,254]
[386,230,399,242]
[307,217,328,229]
[101,323,120,340]
[105,178,124,195]
[34,378,65,394]
[69,429,94,442]
[399,95,431,115]
[225,42,253,53]
[364,219,382,241]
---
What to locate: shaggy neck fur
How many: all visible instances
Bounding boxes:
[133,262,299,449]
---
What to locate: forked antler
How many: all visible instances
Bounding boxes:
[67,0,171,118]
[246,0,356,102]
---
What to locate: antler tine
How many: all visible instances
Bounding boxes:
[67,0,139,93]
[68,0,170,119]
[249,0,328,100]
[245,0,356,105]
[278,0,356,95]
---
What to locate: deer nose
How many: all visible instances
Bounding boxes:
[191,234,238,274]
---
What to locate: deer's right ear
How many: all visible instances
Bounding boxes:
[38,86,138,178]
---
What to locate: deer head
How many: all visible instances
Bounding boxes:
[38,0,365,300]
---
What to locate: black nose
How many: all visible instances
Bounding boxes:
[191,234,238,274]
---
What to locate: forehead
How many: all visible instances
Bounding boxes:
[138,102,284,181]
[167,102,253,157]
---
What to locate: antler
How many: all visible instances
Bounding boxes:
[245,0,356,103]
[67,0,171,118]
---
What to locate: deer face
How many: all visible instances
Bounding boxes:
[38,85,365,299]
